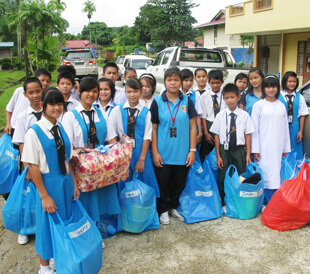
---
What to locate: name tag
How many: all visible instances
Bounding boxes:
[288,115,293,123]
[224,141,229,150]
[170,126,177,138]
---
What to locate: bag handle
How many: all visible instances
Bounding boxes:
[225,165,237,178]
[133,172,139,180]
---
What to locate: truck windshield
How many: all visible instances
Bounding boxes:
[180,50,222,63]
[131,59,151,70]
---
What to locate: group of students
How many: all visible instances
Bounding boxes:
[3,60,308,273]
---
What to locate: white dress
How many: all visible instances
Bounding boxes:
[251,99,291,189]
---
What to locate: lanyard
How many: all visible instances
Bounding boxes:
[167,100,181,127]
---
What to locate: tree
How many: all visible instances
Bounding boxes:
[82,0,96,46]
[240,35,254,64]
[135,0,198,45]
[80,22,113,46]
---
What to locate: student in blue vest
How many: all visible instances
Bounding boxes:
[22,88,80,274]
[239,67,264,116]
[61,77,120,240]
[150,67,197,225]
[107,78,160,197]
[280,71,309,160]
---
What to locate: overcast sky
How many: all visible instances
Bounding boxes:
[62,0,244,34]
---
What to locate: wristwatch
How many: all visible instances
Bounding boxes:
[190,148,196,152]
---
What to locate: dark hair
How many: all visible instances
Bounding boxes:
[124,67,137,77]
[57,71,75,85]
[248,67,264,92]
[23,77,42,92]
[281,71,299,91]
[126,78,141,90]
[79,76,99,94]
[262,75,280,99]
[222,83,239,97]
[35,68,52,80]
[139,73,156,95]
[57,65,76,76]
[41,88,64,112]
[181,69,194,81]
[98,77,116,100]
[164,67,181,81]
[103,62,118,73]
[194,67,207,77]
[234,72,248,84]
[208,69,223,81]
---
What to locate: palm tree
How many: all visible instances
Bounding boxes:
[82,0,96,48]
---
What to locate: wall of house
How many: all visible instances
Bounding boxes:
[0,48,11,59]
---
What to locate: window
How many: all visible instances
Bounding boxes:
[214,25,218,45]
[153,52,165,66]
[254,0,273,11]
[297,41,310,75]
[162,51,172,65]
[229,3,244,16]
[179,49,222,63]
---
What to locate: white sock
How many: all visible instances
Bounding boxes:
[40,264,50,273]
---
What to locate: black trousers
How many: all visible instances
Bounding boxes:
[154,164,189,214]
[199,120,214,164]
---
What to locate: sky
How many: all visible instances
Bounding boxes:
[62,0,244,34]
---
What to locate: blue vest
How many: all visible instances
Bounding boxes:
[71,106,107,147]
[279,92,303,159]
[154,94,190,165]
[245,92,260,116]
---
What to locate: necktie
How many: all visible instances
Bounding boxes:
[229,113,237,148]
[127,108,137,139]
[286,94,294,123]
[212,94,220,117]
[83,110,99,146]
[51,125,67,175]
[32,111,42,121]
[64,101,70,112]
[198,90,205,95]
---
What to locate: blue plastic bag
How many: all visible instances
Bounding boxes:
[0,134,19,194]
[2,167,36,235]
[204,148,218,182]
[97,214,119,239]
[280,155,294,185]
[118,173,160,233]
[224,163,264,219]
[48,199,102,274]
[178,160,224,224]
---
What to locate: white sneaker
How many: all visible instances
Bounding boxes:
[17,234,28,245]
[159,211,170,225]
[170,209,184,222]
[222,206,227,213]
[102,241,106,249]
[38,268,56,274]
[49,258,55,270]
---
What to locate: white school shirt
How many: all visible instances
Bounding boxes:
[61,103,109,148]
[6,87,30,128]
[200,89,227,122]
[58,96,80,123]
[94,99,115,120]
[107,102,152,141]
[12,106,42,145]
[113,86,127,105]
[210,107,254,145]
[251,99,291,189]
[70,87,80,101]
[280,90,309,117]
[139,97,154,109]
[185,90,203,115]
[22,115,72,174]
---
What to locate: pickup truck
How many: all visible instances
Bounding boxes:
[146,46,249,93]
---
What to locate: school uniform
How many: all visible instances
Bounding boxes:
[279,90,308,160]
[239,90,261,116]
[186,90,202,116]
[107,102,160,197]
[113,86,127,105]
[70,87,80,101]
[58,95,79,123]
[150,91,197,214]
[94,99,116,120]
[210,107,254,200]
[251,99,291,203]
[12,106,42,145]
[194,87,210,96]
[62,103,120,222]
[199,89,227,162]
[21,116,74,260]
[139,97,154,109]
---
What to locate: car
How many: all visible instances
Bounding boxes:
[115,55,126,79]
[299,80,310,154]
[62,49,98,80]
[121,55,154,80]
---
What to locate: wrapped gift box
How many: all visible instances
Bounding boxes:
[72,135,132,192]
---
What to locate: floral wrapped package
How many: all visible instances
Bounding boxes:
[72,135,132,192]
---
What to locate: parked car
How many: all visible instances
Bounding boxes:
[115,55,126,80]
[62,49,98,80]
[121,55,154,80]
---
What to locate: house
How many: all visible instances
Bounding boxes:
[0,42,14,59]
[196,10,253,65]
[65,40,90,50]
[226,0,310,84]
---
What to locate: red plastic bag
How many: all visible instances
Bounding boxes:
[261,162,310,231]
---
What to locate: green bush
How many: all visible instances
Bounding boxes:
[0,58,12,70]
[96,58,105,66]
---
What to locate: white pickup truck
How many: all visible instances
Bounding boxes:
[146,46,249,93]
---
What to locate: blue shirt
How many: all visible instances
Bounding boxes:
[150,91,197,165]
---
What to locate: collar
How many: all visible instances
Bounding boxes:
[27,105,42,115]
[186,90,194,96]
[227,107,240,116]
[210,90,222,96]
[41,115,56,131]
[95,99,114,110]
[282,90,296,97]
[123,101,144,112]
[161,90,184,101]
[76,103,96,113]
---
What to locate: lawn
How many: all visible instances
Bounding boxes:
[0,70,58,131]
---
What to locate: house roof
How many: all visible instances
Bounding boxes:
[195,9,226,28]
[0,42,14,47]
[66,40,90,49]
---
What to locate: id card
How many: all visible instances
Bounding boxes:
[170,127,177,138]
[224,141,229,150]
[288,115,293,123]
[131,138,136,149]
